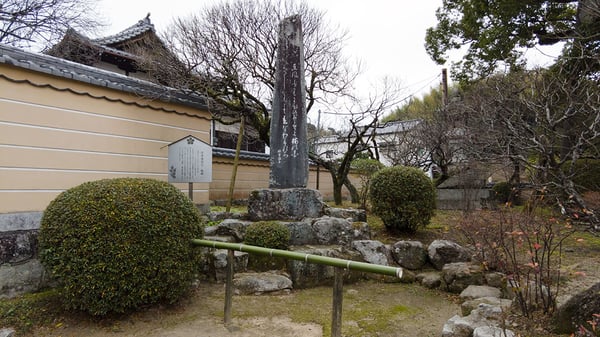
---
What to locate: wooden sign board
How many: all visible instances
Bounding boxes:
[168,135,212,183]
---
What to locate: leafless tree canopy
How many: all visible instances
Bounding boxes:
[0,0,103,49]
[139,0,359,145]
[454,67,600,219]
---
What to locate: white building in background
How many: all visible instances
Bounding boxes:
[312,119,433,176]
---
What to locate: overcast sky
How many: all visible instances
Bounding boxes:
[97,0,562,124]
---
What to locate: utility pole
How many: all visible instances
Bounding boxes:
[441,68,449,106]
[316,109,322,190]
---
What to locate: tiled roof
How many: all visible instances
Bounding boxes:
[0,44,207,111]
[92,14,155,46]
[212,147,270,161]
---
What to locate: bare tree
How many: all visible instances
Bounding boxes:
[138,0,359,146]
[457,68,600,225]
[310,79,404,205]
[0,0,103,49]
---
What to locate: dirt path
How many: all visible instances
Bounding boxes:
[30,281,459,337]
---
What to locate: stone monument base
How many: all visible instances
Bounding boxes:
[248,188,326,221]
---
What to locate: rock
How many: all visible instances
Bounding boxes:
[485,272,506,289]
[398,269,416,284]
[470,303,506,322]
[248,188,326,221]
[285,221,316,245]
[214,219,253,241]
[351,240,390,266]
[442,262,485,293]
[233,272,292,295]
[212,249,249,282]
[0,230,38,264]
[0,259,52,299]
[324,207,367,222]
[391,240,428,270]
[554,281,600,334]
[311,217,358,246]
[351,222,371,241]
[287,246,363,288]
[206,211,246,222]
[460,285,502,301]
[461,297,513,316]
[473,326,515,337]
[417,271,442,289]
[428,240,471,270]
[0,328,15,337]
[442,314,476,337]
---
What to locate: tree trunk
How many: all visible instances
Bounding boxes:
[343,177,360,204]
[226,118,245,212]
[332,177,344,205]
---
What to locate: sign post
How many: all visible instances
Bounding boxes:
[167,135,212,201]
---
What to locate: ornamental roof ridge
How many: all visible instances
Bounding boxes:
[92,13,155,46]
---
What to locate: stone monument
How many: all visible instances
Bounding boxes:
[248,15,325,221]
[269,14,308,188]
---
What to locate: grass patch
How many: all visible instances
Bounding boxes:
[0,289,63,334]
[210,205,248,213]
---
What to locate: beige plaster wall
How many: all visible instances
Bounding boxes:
[0,64,211,213]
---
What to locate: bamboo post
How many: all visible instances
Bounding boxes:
[331,267,344,337]
[224,249,234,326]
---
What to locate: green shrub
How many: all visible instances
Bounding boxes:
[243,221,290,250]
[369,166,436,232]
[492,181,512,203]
[39,178,204,316]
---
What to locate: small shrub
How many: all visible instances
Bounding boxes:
[457,198,574,318]
[492,181,514,204]
[369,166,436,232]
[39,178,204,316]
[243,221,290,250]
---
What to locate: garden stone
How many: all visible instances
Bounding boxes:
[212,249,249,282]
[473,326,515,337]
[248,188,325,221]
[324,207,367,222]
[287,245,363,288]
[0,259,51,299]
[311,217,364,246]
[214,219,253,241]
[285,221,316,245]
[461,297,513,316]
[554,281,600,334]
[470,303,506,322]
[460,285,502,301]
[441,314,476,337]
[351,240,390,266]
[485,272,506,289]
[207,211,246,222]
[0,230,38,264]
[233,272,292,295]
[391,240,427,270]
[442,262,485,293]
[0,328,15,337]
[204,235,236,243]
[417,271,442,289]
[428,239,471,270]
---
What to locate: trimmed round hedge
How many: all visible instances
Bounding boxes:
[39,178,204,315]
[243,221,290,250]
[369,166,436,232]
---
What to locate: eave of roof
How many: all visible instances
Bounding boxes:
[92,14,155,46]
[0,44,208,111]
